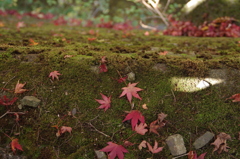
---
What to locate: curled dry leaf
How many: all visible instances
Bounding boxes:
[14,80,28,94]
[142,103,148,109]
[211,132,231,154]
[60,126,72,134]
[138,140,147,150]
[158,112,168,123]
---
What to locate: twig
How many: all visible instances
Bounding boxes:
[163,0,171,13]
[88,122,110,138]
[171,89,177,103]
[0,111,26,119]
[172,153,188,159]
[117,70,127,86]
[1,76,16,92]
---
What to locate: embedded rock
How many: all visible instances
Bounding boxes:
[127,72,135,81]
[166,134,186,156]
[94,150,107,159]
[193,131,214,149]
[20,96,41,108]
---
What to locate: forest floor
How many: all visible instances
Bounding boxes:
[0,20,240,159]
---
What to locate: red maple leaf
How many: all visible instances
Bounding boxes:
[188,151,207,159]
[99,64,108,73]
[100,142,128,159]
[0,95,18,106]
[14,80,28,94]
[122,110,145,130]
[117,76,127,83]
[95,93,111,111]
[11,138,23,154]
[146,140,163,154]
[119,82,143,103]
[135,123,148,135]
[227,93,240,102]
[49,71,61,80]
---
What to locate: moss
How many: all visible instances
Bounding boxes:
[0,22,240,159]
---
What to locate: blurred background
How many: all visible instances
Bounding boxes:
[1,0,240,27]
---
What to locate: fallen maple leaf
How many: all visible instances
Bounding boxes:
[149,113,167,135]
[147,140,163,154]
[100,56,107,64]
[122,110,145,130]
[99,63,108,73]
[138,140,147,150]
[16,21,25,30]
[227,93,240,102]
[11,138,23,154]
[158,112,168,123]
[119,82,143,103]
[100,142,128,159]
[14,80,28,94]
[135,123,148,135]
[29,38,38,46]
[88,37,96,41]
[64,55,75,58]
[144,31,149,36]
[49,71,61,80]
[95,93,111,111]
[188,151,207,159]
[211,132,231,154]
[158,51,168,56]
[0,95,18,106]
[60,126,72,134]
[123,140,134,147]
[117,76,127,83]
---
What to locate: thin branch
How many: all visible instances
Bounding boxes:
[1,76,16,92]
[88,122,110,138]
[0,111,26,119]
[171,89,176,103]
[163,0,171,13]
[140,20,158,30]
[142,0,169,26]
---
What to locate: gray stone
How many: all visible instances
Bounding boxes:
[20,96,41,108]
[193,131,215,149]
[94,150,107,159]
[152,63,168,73]
[127,72,135,81]
[166,134,186,156]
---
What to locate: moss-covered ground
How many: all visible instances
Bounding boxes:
[0,21,240,159]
